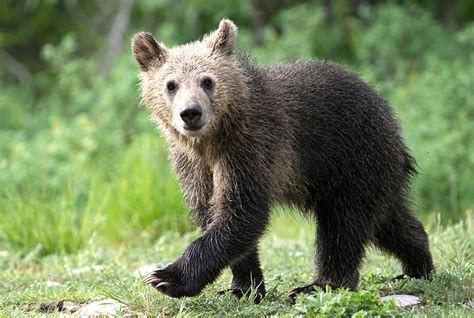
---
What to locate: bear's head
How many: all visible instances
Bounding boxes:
[132,19,249,141]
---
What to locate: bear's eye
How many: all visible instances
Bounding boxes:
[166,81,177,93]
[202,77,214,90]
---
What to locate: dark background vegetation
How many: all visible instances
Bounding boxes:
[0,0,473,255]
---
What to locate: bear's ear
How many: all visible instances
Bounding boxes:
[132,32,168,71]
[205,19,238,56]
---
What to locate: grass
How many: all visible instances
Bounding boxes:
[0,3,472,316]
[1,213,472,317]
[0,133,191,254]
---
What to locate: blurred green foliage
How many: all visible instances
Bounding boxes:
[0,0,473,254]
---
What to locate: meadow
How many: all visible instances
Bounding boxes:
[0,1,473,316]
[0,214,472,316]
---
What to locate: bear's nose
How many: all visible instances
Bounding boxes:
[180,104,202,125]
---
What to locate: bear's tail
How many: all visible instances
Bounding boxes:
[404,152,418,177]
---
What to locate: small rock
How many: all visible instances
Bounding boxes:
[381,294,421,308]
[74,299,127,317]
[71,265,105,275]
[46,281,62,287]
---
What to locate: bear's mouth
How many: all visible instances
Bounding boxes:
[179,123,208,137]
[183,124,204,131]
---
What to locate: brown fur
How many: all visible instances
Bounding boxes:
[133,19,433,302]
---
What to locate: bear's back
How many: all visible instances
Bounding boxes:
[250,60,413,202]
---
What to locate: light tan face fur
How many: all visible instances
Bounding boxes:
[132,19,247,141]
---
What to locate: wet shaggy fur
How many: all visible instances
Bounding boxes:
[133,19,434,303]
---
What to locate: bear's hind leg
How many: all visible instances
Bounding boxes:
[289,193,371,298]
[219,246,266,303]
[374,201,434,278]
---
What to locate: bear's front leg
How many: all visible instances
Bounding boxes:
[143,233,225,297]
[144,218,269,298]
[226,247,266,303]
[144,160,271,298]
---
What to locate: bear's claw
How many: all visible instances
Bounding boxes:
[288,284,318,300]
[143,266,202,298]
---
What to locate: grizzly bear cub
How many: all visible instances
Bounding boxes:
[132,19,434,303]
